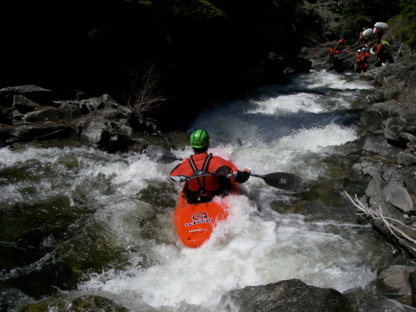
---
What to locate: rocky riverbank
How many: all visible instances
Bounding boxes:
[2,56,416,311]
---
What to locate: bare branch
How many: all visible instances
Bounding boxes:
[125,64,168,114]
[345,192,416,253]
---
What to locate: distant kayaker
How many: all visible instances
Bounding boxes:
[170,129,251,204]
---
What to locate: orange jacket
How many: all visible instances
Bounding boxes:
[170,153,240,183]
[355,52,363,63]
[376,44,384,55]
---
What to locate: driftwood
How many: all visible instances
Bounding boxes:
[345,192,416,255]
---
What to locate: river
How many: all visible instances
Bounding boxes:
[0,70,395,311]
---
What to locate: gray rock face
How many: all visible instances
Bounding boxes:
[368,299,416,312]
[221,279,352,312]
[383,184,414,212]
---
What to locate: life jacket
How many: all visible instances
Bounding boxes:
[381,40,390,50]
[186,153,222,202]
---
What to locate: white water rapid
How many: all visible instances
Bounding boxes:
[0,70,394,311]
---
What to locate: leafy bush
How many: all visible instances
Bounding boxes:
[340,0,401,36]
[389,0,416,48]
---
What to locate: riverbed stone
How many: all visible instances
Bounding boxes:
[368,299,416,312]
[384,117,404,143]
[56,103,83,121]
[10,123,71,141]
[383,184,414,212]
[22,108,57,123]
[81,94,120,113]
[220,279,353,312]
[399,152,416,167]
[79,118,113,145]
[90,107,132,122]
[12,95,44,114]
[360,110,383,132]
[372,100,401,116]
[363,135,402,162]
[376,266,416,306]
[0,85,50,95]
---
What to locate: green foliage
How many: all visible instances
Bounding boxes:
[341,0,401,36]
[389,0,416,48]
[140,0,225,18]
[75,89,84,101]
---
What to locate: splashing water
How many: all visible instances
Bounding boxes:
[0,71,394,311]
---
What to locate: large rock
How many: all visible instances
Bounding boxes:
[399,152,416,167]
[363,134,402,162]
[78,117,132,152]
[220,279,353,312]
[376,266,416,305]
[0,85,51,95]
[80,94,120,114]
[10,123,71,141]
[383,184,414,213]
[12,95,45,114]
[0,85,53,108]
[368,299,416,312]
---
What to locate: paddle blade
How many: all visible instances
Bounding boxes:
[252,172,302,191]
[144,145,183,164]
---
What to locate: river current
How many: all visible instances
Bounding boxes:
[0,70,395,311]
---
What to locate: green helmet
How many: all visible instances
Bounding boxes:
[190,130,210,148]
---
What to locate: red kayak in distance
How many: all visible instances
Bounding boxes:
[173,191,229,248]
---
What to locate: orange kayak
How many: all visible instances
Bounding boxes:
[173,191,228,248]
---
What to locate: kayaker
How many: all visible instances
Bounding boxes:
[170,129,251,204]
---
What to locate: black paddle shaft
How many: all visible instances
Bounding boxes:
[144,145,302,191]
[250,172,302,191]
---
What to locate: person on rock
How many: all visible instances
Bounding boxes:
[328,44,337,65]
[170,129,251,204]
[355,49,362,73]
[338,35,345,52]
[359,27,369,48]
[375,40,388,66]
[360,47,370,73]
[375,28,384,40]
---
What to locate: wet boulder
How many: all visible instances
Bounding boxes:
[0,85,53,108]
[0,107,13,125]
[12,95,44,114]
[383,184,414,213]
[56,102,83,121]
[77,117,132,152]
[220,279,353,312]
[363,134,402,163]
[90,107,132,124]
[368,299,416,312]
[399,152,416,167]
[22,107,58,123]
[79,94,120,114]
[18,293,157,312]
[10,123,71,141]
[376,265,416,306]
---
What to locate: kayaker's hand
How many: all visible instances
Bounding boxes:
[235,169,251,183]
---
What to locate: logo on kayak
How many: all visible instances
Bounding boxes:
[185,212,212,227]
[279,178,287,184]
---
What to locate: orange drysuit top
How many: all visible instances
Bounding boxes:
[170,153,239,183]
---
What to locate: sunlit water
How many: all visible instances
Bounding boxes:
[0,70,394,311]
